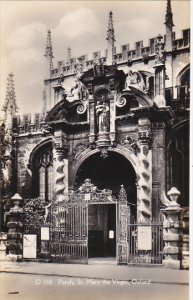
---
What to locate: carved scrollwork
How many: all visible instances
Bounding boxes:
[116,95,127,108]
[67,179,116,203]
[77,103,87,114]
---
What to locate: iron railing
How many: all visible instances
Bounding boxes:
[127,220,163,265]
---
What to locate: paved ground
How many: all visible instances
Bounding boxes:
[0,260,189,285]
[0,272,189,300]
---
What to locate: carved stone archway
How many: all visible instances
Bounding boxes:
[71,147,138,217]
[71,146,138,188]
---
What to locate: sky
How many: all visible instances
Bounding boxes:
[0,0,190,117]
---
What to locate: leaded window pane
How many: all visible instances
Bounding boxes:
[47,165,53,201]
[39,166,45,199]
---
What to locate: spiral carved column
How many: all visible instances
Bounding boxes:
[53,147,68,203]
[137,118,152,223]
[52,135,69,226]
[53,130,69,203]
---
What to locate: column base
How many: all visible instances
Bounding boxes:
[162,259,180,269]
[6,254,23,262]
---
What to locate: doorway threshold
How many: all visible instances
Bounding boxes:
[88,257,117,265]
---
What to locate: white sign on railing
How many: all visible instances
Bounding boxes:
[138,226,152,250]
[23,234,37,258]
[41,226,50,241]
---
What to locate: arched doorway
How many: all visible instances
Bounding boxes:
[74,151,137,210]
[74,151,137,259]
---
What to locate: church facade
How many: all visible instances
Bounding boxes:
[0,1,190,267]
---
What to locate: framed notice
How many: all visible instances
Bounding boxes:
[23,234,37,258]
[41,226,50,241]
[137,226,152,250]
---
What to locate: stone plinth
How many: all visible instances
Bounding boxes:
[5,193,24,261]
[161,203,183,269]
[181,208,189,269]
[0,232,8,261]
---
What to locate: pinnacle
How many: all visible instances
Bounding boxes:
[66,47,71,64]
[45,29,54,58]
[2,73,18,122]
[165,0,174,26]
[106,11,115,42]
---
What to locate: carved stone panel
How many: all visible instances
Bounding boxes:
[117,203,130,264]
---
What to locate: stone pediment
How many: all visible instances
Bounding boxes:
[45,97,88,125]
[115,87,153,113]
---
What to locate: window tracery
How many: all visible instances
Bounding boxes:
[34,147,53,201]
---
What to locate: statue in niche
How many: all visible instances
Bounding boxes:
[96,96,110,133]
[125,70,145,92]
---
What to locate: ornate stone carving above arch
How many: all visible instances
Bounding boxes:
[93,86,110,102]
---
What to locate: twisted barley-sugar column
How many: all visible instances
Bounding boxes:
[53,147,66,203]
[137,117,152,223]
[137,143,152,223]
[53,146,69,226]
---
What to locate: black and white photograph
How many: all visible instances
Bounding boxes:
[0,0,191,299]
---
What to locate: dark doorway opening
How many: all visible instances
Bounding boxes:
[75,152,137,216]
[88,204,116,258]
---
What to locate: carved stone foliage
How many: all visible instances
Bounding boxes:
[120,136,138,155]
[117,203,130,264]
[73,143,87,160]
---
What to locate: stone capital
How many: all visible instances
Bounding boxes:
[53,144,69,157]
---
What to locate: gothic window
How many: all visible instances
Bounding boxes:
[33,146,53,202]
[166,125,189,207]
[178,67,190,109]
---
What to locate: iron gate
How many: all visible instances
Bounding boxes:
[127,218,164,265]
[23,183,163,265]
[51,200,88,263]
